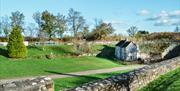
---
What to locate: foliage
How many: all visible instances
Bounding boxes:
[88,22,115,40]
[139,39,170,54]
[80,25,90,39]
[10,11,25,29]
[7,26,27,58]
[67,8,85,37]
[0,37,8,42]
[55,13,67,38]
[144,32,179,41]
[62,35,74,42]
[127,26,138,37]
[41,10,56,39]
[135,30,149,41]
[73,41,93,55]
[139,68,180,91]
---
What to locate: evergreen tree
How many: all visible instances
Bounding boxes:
[7,26,27,58]
[174,26,180,32]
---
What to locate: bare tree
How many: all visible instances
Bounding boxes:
[10,11,25,29]
[1,16,11,38]
[25,23,37,37]
[127,26,138,37]
[33,12,43,37]
[67,8,85,38]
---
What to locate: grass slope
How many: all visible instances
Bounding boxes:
[54,70,131,91]
[0,45,122,79]
[139,68,180,91]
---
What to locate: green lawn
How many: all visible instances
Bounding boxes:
[54,70,131,91]
[139,68,180,91]
[0,45,123,79]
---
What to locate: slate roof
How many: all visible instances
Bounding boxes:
[115,40,126,46]
[122,41,131,47]
[116,40,131,48]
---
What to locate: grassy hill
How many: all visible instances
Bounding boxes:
[0,44,122,79]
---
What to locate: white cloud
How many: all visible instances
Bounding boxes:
[104,20,126,25]
[137,9,150,16]
[146,10,180,26]
[154,19,171,26]
[169,10,180,18]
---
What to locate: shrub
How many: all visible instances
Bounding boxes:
[0,37,8,42]
[7,26,27,58]
[74,41,93,55]
[139,39,170,55]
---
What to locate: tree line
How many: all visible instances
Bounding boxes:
[0,8,179,42]
[0,8,116,41]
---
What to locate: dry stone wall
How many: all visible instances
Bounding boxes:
[67,56,180,91]
[0,77,54,91]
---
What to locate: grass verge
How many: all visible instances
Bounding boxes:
[139,68,180,91]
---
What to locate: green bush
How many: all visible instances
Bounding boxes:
[7,26,27,58]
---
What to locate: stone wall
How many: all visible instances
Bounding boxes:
[162,44,180,59]
[67,56,180,91]
[0,77,54,91]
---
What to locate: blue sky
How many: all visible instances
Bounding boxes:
[0,0,180,35]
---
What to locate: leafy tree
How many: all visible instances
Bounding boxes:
[7,26,27,58]
[41,10,56,40]
[91,22,115,40]
[10,11,25,29]
[1,16,11,38]
[174,26,180,32]
[67,8,85,38]
[127,26,138,37]
[55,13,67,38]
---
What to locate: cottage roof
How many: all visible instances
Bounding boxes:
[116,40,133,48]
[122,41,131,47]
[115,40,126,46]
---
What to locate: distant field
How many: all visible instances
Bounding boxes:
[54,69,131,91]
[0,44,123,79]
[139,68,180,91]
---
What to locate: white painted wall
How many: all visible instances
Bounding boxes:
[0,41,29,46]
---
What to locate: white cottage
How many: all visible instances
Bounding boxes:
[115,40,138,61]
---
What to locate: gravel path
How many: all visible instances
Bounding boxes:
[0,65,144,83]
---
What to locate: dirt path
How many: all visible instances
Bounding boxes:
[0,65,144,83]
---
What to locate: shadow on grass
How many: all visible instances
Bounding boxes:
[0,48,8,57]
[51,70,133,91]
[45,70,101,79]
[96,45,116,61]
